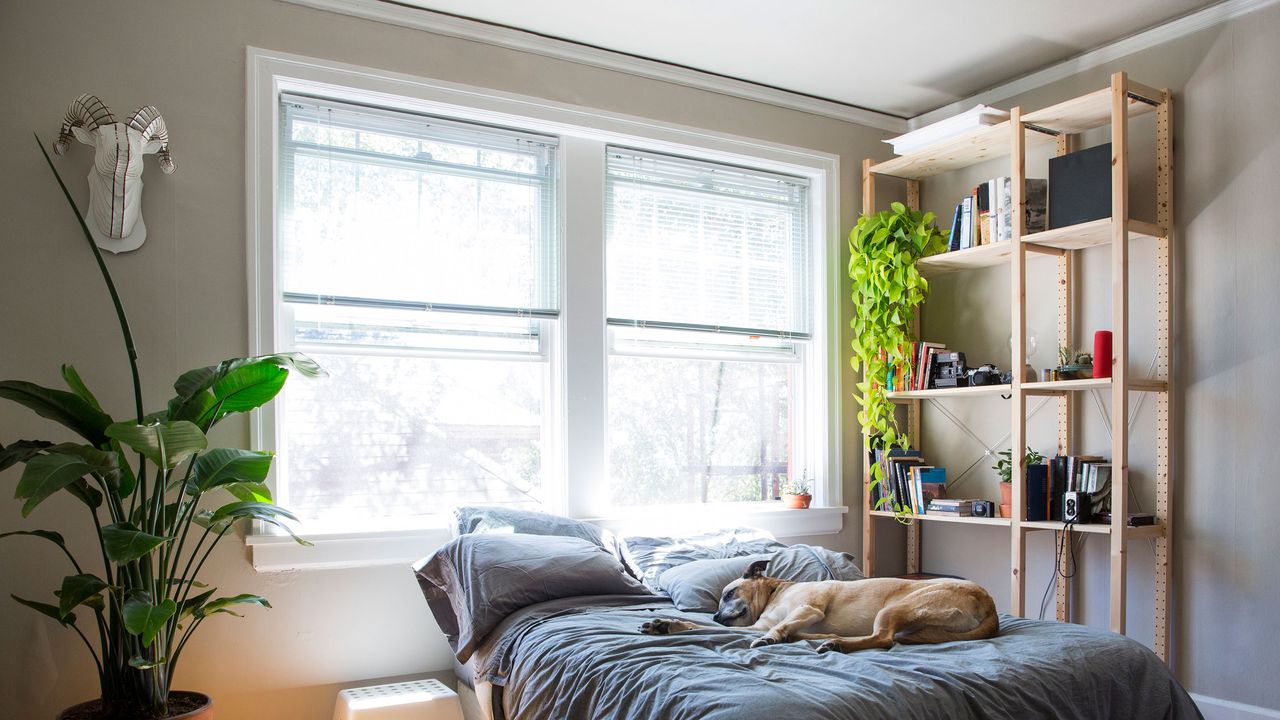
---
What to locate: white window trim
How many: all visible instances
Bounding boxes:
[245,47,843,570]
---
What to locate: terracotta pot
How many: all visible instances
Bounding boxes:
[782,493,812,509]
[999,504,1013,518]
[998,482,1013,507]
[58,691,212,720]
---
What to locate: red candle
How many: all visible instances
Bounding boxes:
[1094,330,1113,379]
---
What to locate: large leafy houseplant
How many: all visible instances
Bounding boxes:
[0,137,322,719]
[848,202,948,516]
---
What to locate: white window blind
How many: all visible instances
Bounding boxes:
[605,147,810,338]
[279,94,559,318]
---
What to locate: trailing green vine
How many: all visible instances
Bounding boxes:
[848,201,949,516]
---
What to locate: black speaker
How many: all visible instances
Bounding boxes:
[1048,143,1111,229]
[1062,491,1093,524]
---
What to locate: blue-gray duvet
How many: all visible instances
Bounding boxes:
[474,596,1201,720]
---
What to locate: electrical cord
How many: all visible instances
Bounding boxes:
[1038,522,1086,620]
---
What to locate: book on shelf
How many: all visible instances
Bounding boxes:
[939,177,1047,251]
[867,447,922,511]
[958,196,974,250]
[928,499,974,516]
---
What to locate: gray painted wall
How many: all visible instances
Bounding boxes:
[0,1,884,717]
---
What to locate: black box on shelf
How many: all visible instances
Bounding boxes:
[1048,143,1111,229]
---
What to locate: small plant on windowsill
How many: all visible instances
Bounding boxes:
[848,202,949,522]
[780,476,813,509]
[0,137,325,720]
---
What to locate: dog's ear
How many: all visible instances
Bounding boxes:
[743,560,769,579]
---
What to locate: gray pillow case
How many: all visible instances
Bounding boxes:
[658,544,866,613]
[414,533,647,663]
[621,527,787,590]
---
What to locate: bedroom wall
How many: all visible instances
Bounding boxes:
[0,1,888,718]
[880,2,1280,713]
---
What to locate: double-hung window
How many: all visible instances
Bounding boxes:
[604,148,813,507]
[274,96,558,531]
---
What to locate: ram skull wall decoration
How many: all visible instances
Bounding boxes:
[53,94,175,253]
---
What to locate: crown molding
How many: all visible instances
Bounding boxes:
[278,0,908,132]
[910,0,1280,127]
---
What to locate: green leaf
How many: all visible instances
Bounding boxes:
[0,440,54,473]
[207,501,310,546]
[14,453,92,517]
[12,594,74,626]
[169,353,325,430]
[60,365,103,412]
[206,363,288,416]
[177,588,217,620]
[223,482,273,503]
[106,421,207,469]
[196,593,271,618]
[0,381,113,447]
[189,448,273,495]
[123,597,177,647]
[129,655,167,670]
[101,523,171,563]
[57,574,107,619]
[64,479,104,510]
[0,529,67,547]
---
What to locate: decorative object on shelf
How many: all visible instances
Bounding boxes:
[1025,463,1051,521]
[971,500,996,518]
[780,476,812,509]
[932,351,968,388]
[848,202,949,519]
[52,94,176,254]
[1093,330,1113,379]
[0,138,322,720]
[1056,345,1094,379]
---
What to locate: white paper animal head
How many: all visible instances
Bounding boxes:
[53,94,175,254]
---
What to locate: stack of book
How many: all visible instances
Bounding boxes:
[1047,455,1113,519]
[927,499,974,516]
[886,340,946,392]
[867,447,947,514]
[946,178,1047,252]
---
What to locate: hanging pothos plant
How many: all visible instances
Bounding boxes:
[848,201,949,517]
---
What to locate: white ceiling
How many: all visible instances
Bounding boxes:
[397,0,1216,118]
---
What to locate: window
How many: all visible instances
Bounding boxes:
[275,96,558,530]
[250,50,840,557]
[605,149,812,507]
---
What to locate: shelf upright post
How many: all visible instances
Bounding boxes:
[1009,107,1028,616]
[861,158,877,578]
[906,179,923,574]
[1109,71,1131,635]
[1055,133,1076,623]
[1153,88,1174,662]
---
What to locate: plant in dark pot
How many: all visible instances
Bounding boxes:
[848,202,949,520]
[0,138,322,719]
[993,447,1045,519]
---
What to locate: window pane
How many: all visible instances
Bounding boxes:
[281,352,544,525]
[607,353,795,506]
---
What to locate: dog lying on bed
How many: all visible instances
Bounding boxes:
[639,560,998,653]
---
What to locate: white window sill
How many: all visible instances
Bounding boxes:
[245,504,847,572]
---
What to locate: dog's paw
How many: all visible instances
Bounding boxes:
[749,635,779,649]
[639,618,678,635]
[816,640,844,654]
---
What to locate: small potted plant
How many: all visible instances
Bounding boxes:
[994,447,1044,518]
[1056,346,1094,380]
[780,475,813,509]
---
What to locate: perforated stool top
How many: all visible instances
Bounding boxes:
[333,678,463,720]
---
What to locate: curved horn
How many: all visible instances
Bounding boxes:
[54,94,113,155]
[128,106,175,174]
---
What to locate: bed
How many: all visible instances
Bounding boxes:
[417,508,1201,720]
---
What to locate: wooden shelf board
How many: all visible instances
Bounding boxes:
[888,384,1010,401]
[1021,520,1166,538]
[870,510,1011,527]
[1021,87,1159,135]
[869,121,1054,180]
[1022,377,1167,395]
[1023,218,1165,252]
[917,242,1013,277]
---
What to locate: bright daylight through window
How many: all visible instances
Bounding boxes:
[605,149,812,507]
[276,97,557,529]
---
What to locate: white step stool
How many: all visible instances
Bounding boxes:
[333,678,464,720]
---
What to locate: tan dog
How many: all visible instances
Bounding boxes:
[640,560,998,653]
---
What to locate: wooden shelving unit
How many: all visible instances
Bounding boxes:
[859,72,1174,662]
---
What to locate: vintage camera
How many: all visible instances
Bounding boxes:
[966,364,1004,387]
[971,500,996,518]
[932,352,968,388]
[1062,491,1093,524]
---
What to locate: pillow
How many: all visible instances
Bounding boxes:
[414,533,647,662]
[451,505,636,578]
[658,544,866,612]
[621,527,786,589]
